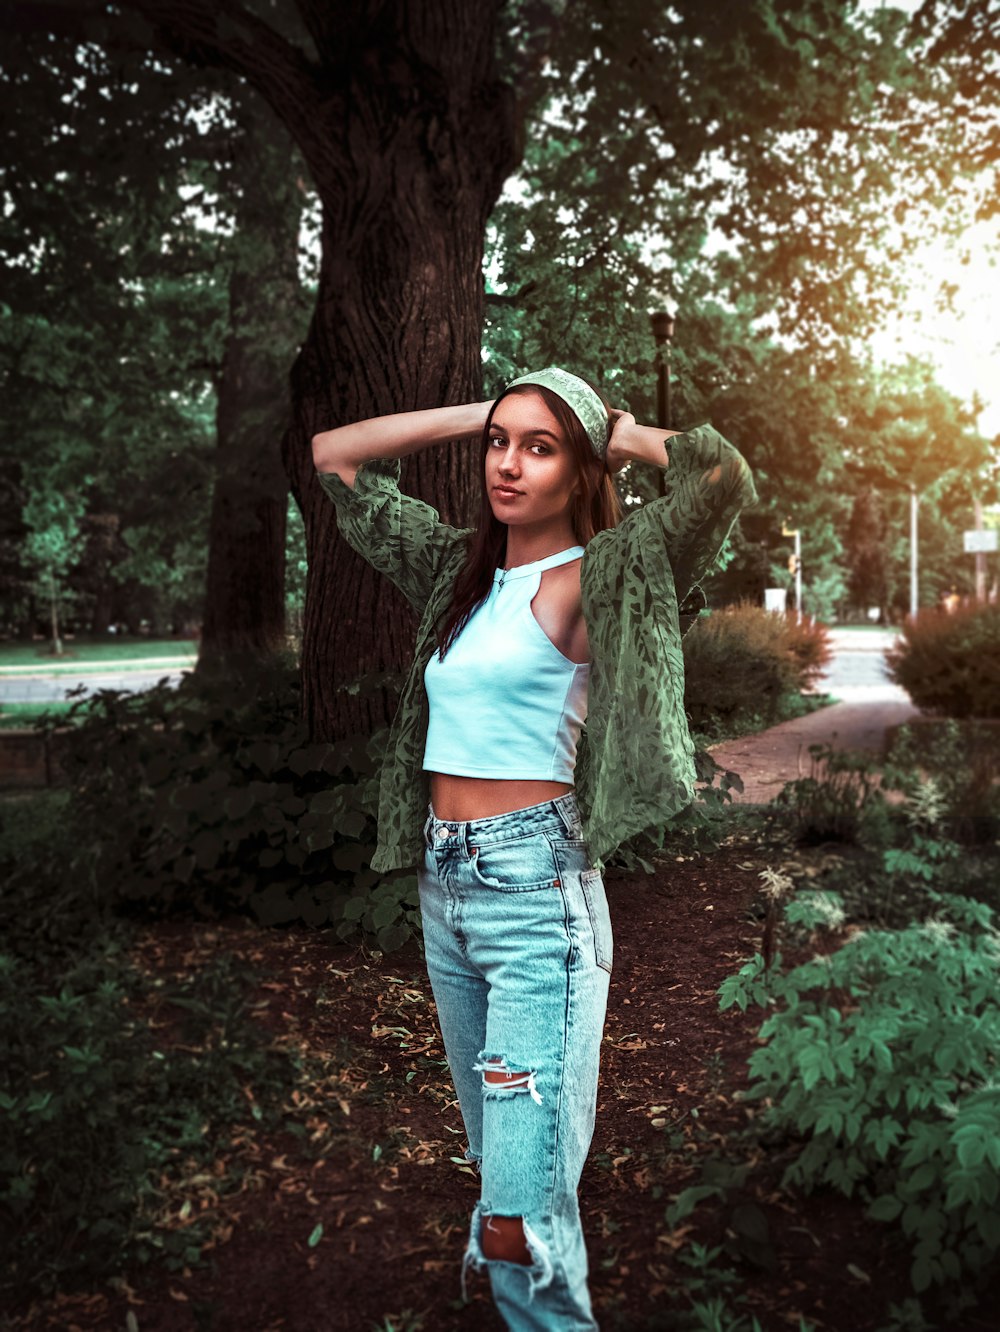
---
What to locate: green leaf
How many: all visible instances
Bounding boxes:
[307,1222,323,1248]
[869,1195,903,1222]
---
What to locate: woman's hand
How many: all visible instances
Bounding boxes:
[604,410,636,475]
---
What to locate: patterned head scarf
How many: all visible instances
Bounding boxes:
[506,366,610,461]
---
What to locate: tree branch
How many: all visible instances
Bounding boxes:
[5,1,344,172]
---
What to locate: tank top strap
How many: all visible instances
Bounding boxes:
[493,544,585,585]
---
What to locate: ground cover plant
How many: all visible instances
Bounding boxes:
[12,668,421,956]
[709,729,1000,1327]
[3,830,940,1332]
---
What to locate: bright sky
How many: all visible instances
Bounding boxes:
[859,3,1000,439]
[868,222,1000,438]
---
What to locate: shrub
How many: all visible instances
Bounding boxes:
[774,743,891,847]
[683,604,831,736]
[720,890,1000,1296]
[0,944,301,1304]
[885,721,1000,847]
[886,603,1000,718]
[16,665,419,953]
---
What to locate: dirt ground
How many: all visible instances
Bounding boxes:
[10,823,995,1332]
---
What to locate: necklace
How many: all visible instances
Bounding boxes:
[497,569,508,592]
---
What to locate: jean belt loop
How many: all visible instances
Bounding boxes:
[555,793,577,837]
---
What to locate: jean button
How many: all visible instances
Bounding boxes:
[435,824,452,841]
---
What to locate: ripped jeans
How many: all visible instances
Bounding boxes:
[418,793,612,1331]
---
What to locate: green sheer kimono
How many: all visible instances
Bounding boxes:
[317,422,757,871]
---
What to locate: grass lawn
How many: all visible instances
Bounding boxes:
[0,637,197,670]
[0,701,78,729]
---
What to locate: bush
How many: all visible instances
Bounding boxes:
[0,944,301,1304]
[885,721,1000,848]
[683,604,831,736]
[15,665,420,953]
[720,890,1000,1297]
[886,603,1000,718]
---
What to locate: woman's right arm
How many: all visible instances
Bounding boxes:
[312,401,495,489]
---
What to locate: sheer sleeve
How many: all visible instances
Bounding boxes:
[316,458,470,615]
[588,423,757,609]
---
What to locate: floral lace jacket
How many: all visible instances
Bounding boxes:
[316,423,757,872]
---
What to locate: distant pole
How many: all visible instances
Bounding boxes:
[782,522,802,620]
[909,485,919,617]
[974,496,987,602]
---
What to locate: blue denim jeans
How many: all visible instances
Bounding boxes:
[418,793,612,1331]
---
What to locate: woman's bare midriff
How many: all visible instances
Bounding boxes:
[429,772,573,823]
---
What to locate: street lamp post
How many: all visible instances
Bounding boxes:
[650,311,675,501]
[650,310,676,432]
[909,485,919,618]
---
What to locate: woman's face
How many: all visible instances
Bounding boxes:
[485,390,580,531]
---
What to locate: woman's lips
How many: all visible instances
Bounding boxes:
[493,485,522,498]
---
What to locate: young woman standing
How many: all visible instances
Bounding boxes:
[312,367,755,1330]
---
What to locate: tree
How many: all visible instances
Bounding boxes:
[7,0,522,734]
[198,96,309,671]
[6,0,998,717]
[1,23,314,652]
[22,485,86,653]
[846,490,890,620]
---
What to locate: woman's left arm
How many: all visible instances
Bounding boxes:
[604,412,683,472]
[601,412,758,605]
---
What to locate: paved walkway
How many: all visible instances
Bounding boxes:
[709,630,919,802]
[0,667,191,702]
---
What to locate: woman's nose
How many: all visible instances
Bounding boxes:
[499,445,520,474]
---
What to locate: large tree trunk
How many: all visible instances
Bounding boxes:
[285,4,518,738]
[16,0,520,725]
[198,101,306,673]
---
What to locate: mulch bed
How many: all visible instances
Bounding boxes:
[9,835,994,1331]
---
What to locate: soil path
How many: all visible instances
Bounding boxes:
[14,831,975,1332]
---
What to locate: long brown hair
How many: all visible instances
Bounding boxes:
[436,382,623,658]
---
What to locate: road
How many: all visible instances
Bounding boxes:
[0,660,192,703]
[0,627,909,706]
[817,627,910,702]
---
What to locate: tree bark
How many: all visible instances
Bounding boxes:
[282,3,518,738]
[15,0,521,730]
[198,100,306,673]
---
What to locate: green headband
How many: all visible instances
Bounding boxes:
[506,366,610,460]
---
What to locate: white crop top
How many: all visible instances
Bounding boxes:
[422,546,590,782]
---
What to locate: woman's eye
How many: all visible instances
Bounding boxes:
[488,436,505,447]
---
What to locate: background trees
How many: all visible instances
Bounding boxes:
[2,1,997,714]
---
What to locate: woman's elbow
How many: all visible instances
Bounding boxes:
[312,428,341,473]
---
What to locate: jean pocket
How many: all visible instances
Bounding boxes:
[580,868,613,973]
[468,833,560,892]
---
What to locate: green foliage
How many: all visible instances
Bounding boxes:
[885,720,1000,847]
[775,744,890,846]
[720,888,1000,1296]
[845,489,890,617]
[14,669,419,953]
[886,603,1000,719]
[682,604,831,738]
[0,943,301,1304]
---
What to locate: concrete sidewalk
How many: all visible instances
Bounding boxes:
[0,668,191,703]
[708,694,920,804]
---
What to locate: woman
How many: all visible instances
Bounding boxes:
[312,367,755,1330]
